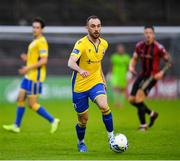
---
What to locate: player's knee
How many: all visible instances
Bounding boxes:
[80,116,88,124]
[78,120,87,128]
[78,114,88,127]
[28,101,40,111]
[17,101,25,107]
[99,101,109,111]
[100,105,111,115]
[135,90,145,103]
[17,95,25,106]
[17,95,25,103]
[128,96,136,104]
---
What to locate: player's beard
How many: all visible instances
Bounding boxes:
[89,31,100,39]
[145,36,154,45]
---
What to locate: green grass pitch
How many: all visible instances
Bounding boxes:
[0,99,180,160]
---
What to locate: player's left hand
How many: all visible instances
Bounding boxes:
[154,70,164,80]
[18,66,29,75]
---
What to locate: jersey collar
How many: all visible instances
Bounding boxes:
[87,36,101,53]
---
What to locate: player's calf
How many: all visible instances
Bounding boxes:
[76,112,88,152]
[149,112,159,127]
[99,105,114,140]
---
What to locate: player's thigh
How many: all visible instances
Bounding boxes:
[144,79,157,95]
[89,83,108,111]
[73,92,89,114]
[94,94,108,111]
[89,83,106,101]
[130,76,144,97]
[17,89,26,102]
[27,95,38,107]
[135,78,157,103]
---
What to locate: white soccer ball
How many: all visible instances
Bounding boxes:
[110,133,128,153]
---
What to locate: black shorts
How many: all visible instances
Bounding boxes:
[130,75,157,96]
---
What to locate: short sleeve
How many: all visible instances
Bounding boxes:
[71,40,84,59]
[158,44,167,57]
[134,43,139,54]
[38,39,48,57]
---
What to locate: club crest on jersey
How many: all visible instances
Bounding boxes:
[89,49,91,53]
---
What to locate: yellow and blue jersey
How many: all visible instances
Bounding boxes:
[71,36,108,93]
[26,36,48,82]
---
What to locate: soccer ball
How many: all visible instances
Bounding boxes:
[110,133,128,153]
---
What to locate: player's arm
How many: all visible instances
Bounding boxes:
[154,52,172,80]
[19,56,48,75]
[68,55,89,78]
[27,56,48,69]
[101,64,107,90]
[129,52,138,75]
[20,53,27,62]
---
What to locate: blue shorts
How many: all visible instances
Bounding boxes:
[72,83,106,114]
[20,77,43,96]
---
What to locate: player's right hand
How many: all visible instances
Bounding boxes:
[129,66,137,76]
[154,70,164,80]
[20,53,27,62]
[18,66,29,75]
[79,69,90,78]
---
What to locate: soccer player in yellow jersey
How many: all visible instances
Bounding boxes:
[68,15,115,152]
[3,17,59,133]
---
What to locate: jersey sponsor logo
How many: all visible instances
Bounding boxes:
[72,49,80,54]
[140,54,152,59]
[87,59,101,64]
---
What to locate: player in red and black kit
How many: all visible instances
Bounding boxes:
[128,25,171,131]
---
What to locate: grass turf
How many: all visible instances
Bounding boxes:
[0,99,180,160]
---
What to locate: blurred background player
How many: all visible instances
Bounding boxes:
[68,15,115,152]
[110,44,130,108]
[2,17,60,133]
[128,25,171,131]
